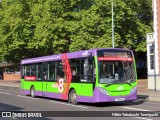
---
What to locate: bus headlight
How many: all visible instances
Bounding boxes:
[130,86,137,94]
[99,88,109,95]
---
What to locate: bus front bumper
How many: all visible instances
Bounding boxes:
[77,87,137,103]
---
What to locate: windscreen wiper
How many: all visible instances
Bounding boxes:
[104,81,119,87]
[124,81,132,86]
[105,83,114,87]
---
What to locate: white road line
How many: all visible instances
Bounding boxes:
[122,107,151,111]
[17,95,38,99]
[0,91,10,95]
[8,88,20,91]
[50,101,88,109]
[135,117,153,120]
[0,84,19,88]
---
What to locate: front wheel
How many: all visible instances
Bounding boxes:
[30,86,36,98]
[68,89,77,104]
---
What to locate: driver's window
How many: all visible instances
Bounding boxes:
[115,61,124,81]
[99,62,114,79]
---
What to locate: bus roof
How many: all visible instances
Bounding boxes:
[21,48,132,64]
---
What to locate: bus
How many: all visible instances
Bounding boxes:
[20,48,137,104]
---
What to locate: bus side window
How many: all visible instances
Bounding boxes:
[31,64,36,76]
[87,58,93,82]
[26,65,30,76]
[42,62,48,81]
[48,62,55,81]
[37,63,42,80]
[22,65,29,78]
[70,59,80,83]
[80,58,93,82]
[56,61,65,81]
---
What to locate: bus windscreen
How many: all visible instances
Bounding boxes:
[97,50,135,84]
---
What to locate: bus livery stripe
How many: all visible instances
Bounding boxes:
[61,53,72,100]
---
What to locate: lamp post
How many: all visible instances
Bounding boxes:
[112,0,114,48]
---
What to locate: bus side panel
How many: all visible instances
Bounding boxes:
[45,82,64,93]
[69,83,93,96]
[20,79,24,89]
[42,82,68,99]
[21,80,43,96]
[69,83,93,102]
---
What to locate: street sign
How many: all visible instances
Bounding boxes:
[146,32,154,44]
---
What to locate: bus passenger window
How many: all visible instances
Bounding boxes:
[48,62,55,81]
[26,65,30,76]
[69,59,80,82]
[43,69,48,80]
[80,58,93,82]
[72,69,76,76]
[31,64,36,76]
[37,64,42,80]
[72,69,78,82]
[42,63,48,81]
[56,61,65,82]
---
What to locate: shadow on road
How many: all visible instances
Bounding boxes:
[137,95,149,102]
[0,103,23,111]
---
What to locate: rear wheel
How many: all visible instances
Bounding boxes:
[30,86,35,98]
[68,89,77,104]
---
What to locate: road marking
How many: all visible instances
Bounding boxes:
[7,88,20,91]
[122,107,151,111]
[17,95,38,99]
[50,101,88,109]
[0,91,10,95]
[135,117,153,120]
[0,84,19,88]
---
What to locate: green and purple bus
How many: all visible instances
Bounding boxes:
[20,48,137,104]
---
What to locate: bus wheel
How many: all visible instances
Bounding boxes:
[30,86,35,98]
[69,89,77,105]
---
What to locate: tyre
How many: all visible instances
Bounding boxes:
[30,86,36,98]
[68,89,77,104]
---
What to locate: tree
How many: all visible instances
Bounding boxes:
[0,0,152,64]
[69,0,153,52]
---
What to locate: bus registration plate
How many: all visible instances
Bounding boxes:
[115,98,125,101]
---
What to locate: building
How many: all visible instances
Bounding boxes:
[0,62,20,81]
[147,0,160,90]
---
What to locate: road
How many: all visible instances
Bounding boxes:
[0,86,160,120]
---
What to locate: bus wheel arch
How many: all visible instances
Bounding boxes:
[30,85,36,98]
[68,88,77,104]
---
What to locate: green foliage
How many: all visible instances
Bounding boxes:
[0,0,152,64]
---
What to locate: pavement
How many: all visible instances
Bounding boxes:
[0,80,20,88]
[137,79,160,102]
[0,79,160,102]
